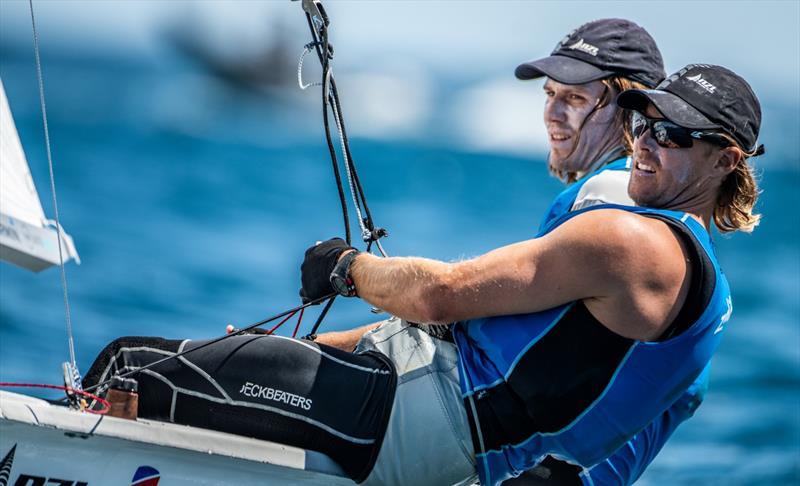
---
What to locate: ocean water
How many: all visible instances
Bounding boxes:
[0,48,798,485]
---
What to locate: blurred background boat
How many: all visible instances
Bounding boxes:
[162,15,294,95]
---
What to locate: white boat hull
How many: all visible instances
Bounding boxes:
[0,391,353,485]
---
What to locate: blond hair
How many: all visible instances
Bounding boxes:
[713,139,762,233]
[600,76,650,155]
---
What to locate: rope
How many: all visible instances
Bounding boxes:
[329,92,367,238]
[327,80,377,237]
[292,307,306,338]
[296,0,392,322]
[297,44,323,90]
[265,310,298,335]
[313,22,352,245]
[28,0,79,378]
[298,4,389,249]
[309,295,336,337]
[83,292,337,395]
[0,382,110,415]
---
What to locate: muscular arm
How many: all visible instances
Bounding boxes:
[349,209,689,341]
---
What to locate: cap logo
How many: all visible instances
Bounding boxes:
[567,38,599,56]
[686,73,717,94]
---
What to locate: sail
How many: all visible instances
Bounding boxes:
[0,78,79,272]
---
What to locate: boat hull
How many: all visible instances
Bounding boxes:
[0,391,352,485]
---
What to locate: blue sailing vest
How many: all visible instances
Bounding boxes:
[537,156,711,485]
[453,204,731,486]
[538,157,632,234]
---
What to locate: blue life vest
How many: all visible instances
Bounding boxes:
[537,156,711,485]
[538,157,631,234]
[584,364,710,485]
[453,204,732,486]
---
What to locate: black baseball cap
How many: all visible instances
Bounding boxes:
[515,18,665,88]
[616,64,763,153]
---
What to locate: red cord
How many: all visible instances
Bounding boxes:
[292,307,306,338]
[266,310,298,335]
[0,382,111,415]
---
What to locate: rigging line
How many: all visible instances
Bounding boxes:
[373,238,388,258]
[322,68,351,244]
[291,307,306,338]
[308,14,351,245]
[328,79,376,231]
[297,0,390,328]
[301,3,383,247]
[328,79,388,255]
[302,11,355,329]
[297,45,322,90]
[329,90,367,238]
[82,292,337,395]
[309,295,336,337]
[28,0,78,372]
[265,310,299,335]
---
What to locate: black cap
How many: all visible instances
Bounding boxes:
[616,64,763,153]
[515,19,665,88]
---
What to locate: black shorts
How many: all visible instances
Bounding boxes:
[83,334,396,483]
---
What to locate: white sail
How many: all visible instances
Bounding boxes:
[0,78,79,272]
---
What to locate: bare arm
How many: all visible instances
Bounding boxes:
[314,322,382,351]
[349,209,688,340]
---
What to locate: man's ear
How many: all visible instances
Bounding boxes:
[714,146,743,176]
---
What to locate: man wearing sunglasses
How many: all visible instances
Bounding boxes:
[297,64,762,485]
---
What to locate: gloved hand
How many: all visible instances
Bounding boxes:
[300,238,355,303]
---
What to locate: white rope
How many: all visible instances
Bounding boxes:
[28,0,79,378]
[328,87,368,240]
[297,46,322,90]
[297,30,388,258]
[299,44,369,242]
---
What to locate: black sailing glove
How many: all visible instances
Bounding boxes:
[300,238,355,303]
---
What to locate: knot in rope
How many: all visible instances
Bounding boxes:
[362,226,389,244]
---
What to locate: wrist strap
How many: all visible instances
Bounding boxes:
[331,250,359,297]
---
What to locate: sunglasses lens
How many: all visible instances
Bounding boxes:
[652,123,679,148]
[631,113,698,149]
[631,112,647,138]
[656,122,694,148]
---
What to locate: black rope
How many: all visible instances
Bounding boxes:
[305,13,352,245]
[297,0,392,330]
[302,4,386,247]
[83,292,337,395]
[309,295,336,336]
[328,80,376,235]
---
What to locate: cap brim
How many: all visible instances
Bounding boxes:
[515,54,615,84]
[616,89,719,130]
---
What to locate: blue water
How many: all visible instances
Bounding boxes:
[1,48,798,485]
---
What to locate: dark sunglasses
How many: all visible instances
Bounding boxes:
[631,112,731,149]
